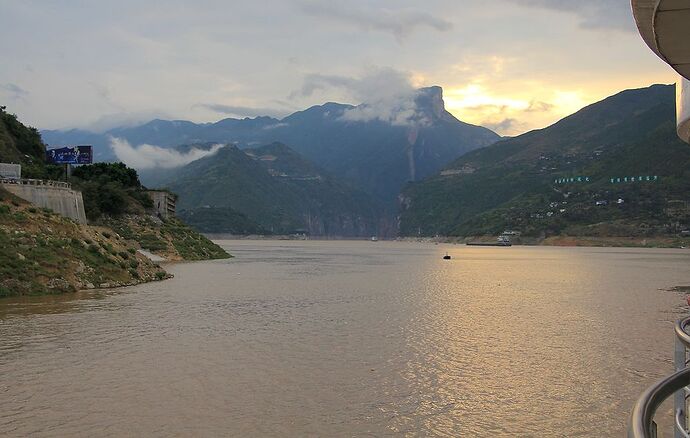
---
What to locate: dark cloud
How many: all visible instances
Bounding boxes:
[524,100,554,112]
[465,104,511,113]
[298,2,452,40]
[196,103,290,119]
[506,0,634,31]
[1,83,29,100]
[465,100,553,114]
[293,68,414,100]
[482,118,521,133]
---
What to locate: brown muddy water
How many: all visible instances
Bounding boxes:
[1,240,690,437]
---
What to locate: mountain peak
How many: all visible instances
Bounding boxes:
[415,86,445,119]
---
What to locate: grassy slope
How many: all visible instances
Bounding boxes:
[100,215,231,261]
[69,162,232,260]
[0,188,168,297]
[1,109,230,297]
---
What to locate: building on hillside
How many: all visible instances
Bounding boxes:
[147,190,176,219]
[0,163,21,179]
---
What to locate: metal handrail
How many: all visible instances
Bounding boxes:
[677,408,690,438]
[628,367,690,437]
[0,178,71,189]
[628,317,690,437]
[676,317,690,349]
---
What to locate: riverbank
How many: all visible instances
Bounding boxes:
[0,188,169,297]
[397,234,690,248]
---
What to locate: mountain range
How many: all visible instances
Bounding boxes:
[39,84,690,240]
[42,86,499,202]
[399,84,690,238]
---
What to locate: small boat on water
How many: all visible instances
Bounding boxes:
[467,235,512,247]
[371,236,378,242]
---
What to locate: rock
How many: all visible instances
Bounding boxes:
[16,253,26,261]
[46,278,71,291]
[85,282,95,289]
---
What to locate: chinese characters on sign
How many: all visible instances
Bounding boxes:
[554,176,590,184]
[609,176,658,183]
[46,145,93,165]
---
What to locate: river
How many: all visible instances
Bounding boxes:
[1,240,689,436]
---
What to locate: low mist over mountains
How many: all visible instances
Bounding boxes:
[400,84,690,238]
[42,86,499,202]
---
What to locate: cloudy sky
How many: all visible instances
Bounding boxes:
[0,0,677,136]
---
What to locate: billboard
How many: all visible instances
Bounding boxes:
[0,163,21,179]
[46,145,93,165]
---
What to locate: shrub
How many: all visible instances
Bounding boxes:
[27,207,37,213]
[127,247,136,254]
[72,162,142,188]
[118,251,129,259]
[128,259,139,269]
[102,231,111,239]
[155,271,166,280]
[87,244,100,253]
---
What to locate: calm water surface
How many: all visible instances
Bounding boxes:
[1,241,690,437]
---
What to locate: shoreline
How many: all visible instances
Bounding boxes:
[205,234,690,249]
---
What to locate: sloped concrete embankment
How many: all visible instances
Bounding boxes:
[1,181,87,224]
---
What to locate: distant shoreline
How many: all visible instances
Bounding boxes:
[204,234,689,249]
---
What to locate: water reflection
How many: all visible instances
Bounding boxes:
[0,241,689,436]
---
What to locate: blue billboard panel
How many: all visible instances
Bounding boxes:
[46,145,93,164]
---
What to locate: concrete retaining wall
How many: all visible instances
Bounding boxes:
[1,182,87,224]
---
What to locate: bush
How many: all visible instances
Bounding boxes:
[27,207,37,213]
[102,231,111,239]
[127,247,136,254]
[118,251,130,259]
[72,162,142,188]
[155,271,166,280]
[87,244,100,253]
[129,259,139,269]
